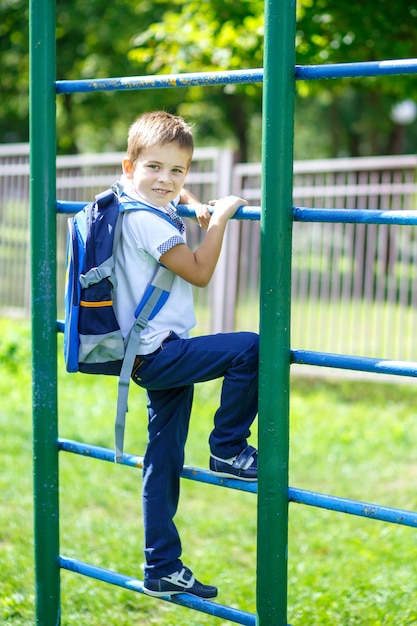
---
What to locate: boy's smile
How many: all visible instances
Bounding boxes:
[123,143,191,207]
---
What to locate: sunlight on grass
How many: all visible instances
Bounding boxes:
[234,297,417,362]
[1,319,417,625]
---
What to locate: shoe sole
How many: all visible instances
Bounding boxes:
[143,587,180,598]
[143,586,217,599]
[210,469,257,482]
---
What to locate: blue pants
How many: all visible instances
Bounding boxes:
[131,331,259,579]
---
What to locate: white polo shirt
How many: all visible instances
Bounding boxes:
[113,178,196,354]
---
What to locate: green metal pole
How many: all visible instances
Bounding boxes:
[256,0,296,624]
[29,0,60,623]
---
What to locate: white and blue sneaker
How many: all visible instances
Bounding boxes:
[144,566,218,598]
[210,445,258,481]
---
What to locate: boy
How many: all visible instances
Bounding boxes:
[113,111,258,599]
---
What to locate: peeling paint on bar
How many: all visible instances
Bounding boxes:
[55,60,417,94]
[56,69,264,94]
[296,58,417,80]
[58,439,417,528]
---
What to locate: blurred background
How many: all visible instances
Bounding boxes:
[1,0,417,361]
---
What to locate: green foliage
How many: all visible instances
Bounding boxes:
[4,0,417,158]
[0,318,31,373]
[296,1,417,71]
[1,320,417,624]
[129,0,264,73]
[295,0,417,155]
[127,0,264,160]
[0,0,30,142]
[54,0,188,153]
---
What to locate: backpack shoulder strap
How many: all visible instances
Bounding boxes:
[114,265,175,462]
[114,265,175,463]
[96,187,117,207]
[113,199,177,463]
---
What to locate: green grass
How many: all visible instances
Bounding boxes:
[236,296,417,362]
[1,318,417,625]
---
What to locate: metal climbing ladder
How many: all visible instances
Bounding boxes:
[30,0,417,623]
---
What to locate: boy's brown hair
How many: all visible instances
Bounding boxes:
[127,111,194,164]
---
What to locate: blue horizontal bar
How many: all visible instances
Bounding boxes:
[55,59,417,95]
[296,58,417,80]
[289,488,417,528]
[59,201,417,226]
[55,200,80,213]
[59,556,256,625]
[59,440,417,528]
[56,69,264,94]
[178,204,260,221]
[58,439,258,494]
[292,350,417,378]
[293,207,417,225]
[56,200,261,220]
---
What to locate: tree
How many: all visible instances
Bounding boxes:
[129,0,417,158]
[0,0,30,143]
[55,0,199,153]
[295,0,417,155]
[128,0,264,161]
[1,0,192,153]
[1,0,416,157]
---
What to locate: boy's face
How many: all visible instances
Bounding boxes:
[123,142,191,207]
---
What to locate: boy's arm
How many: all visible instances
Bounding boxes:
[160,195,247,288]
[179,188,199,204]
[179,188,211,230]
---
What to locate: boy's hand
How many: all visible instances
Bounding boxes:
[195,204,211,230]
[180,188,211,229]
[208,195,248,222]
[160,193,248,288]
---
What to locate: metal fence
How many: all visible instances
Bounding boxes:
[233,155,417,360]
[1,144,417,360]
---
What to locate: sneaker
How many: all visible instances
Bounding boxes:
[143,566,218,599]
[210,445,258,482]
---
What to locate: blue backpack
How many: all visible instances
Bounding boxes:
[64,188,176,462]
